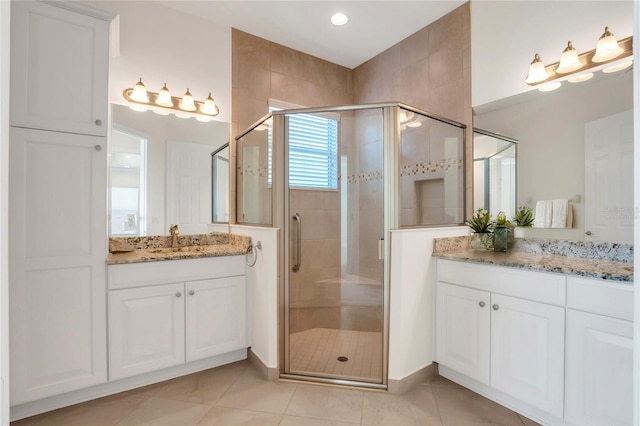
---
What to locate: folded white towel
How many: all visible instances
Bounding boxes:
[551,199,572,228]
[533,200,553,228]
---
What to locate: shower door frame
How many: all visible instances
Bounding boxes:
[276,103,401,389]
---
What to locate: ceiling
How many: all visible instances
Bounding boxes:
[159,1,466,69]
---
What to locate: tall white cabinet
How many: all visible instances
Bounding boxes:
[9,1,111,405]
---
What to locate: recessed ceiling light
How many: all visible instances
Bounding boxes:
[331,13,348,26]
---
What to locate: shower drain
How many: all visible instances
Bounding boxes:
[337,356,349,362]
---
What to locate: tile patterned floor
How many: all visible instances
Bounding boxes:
[290,328,382,382]
[12,360,541,426]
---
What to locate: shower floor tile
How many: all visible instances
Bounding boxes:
[289,327,382,382]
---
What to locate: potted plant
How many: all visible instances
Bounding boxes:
[515,205,535,227]
[466,208,493,250]
[493,211,511,252]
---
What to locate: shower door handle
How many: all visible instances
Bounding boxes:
[292,213,301,272]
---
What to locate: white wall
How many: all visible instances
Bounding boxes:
[0,1,9,423]
[388,226,469,381]
[471,1,633,108]
[632,2,639,424]
[230,225,280,369]
[87,0,231,123]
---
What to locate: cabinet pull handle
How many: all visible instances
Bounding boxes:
[479,301,485,307]
[95,119,102,126]
[176,292,182,298]
[189,290,195,296]
[94,145,101,151]
[492,304,499,310]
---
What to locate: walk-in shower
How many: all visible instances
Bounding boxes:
[235,103,465,388]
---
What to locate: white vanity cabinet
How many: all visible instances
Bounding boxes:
[10,1,109,136]
[9,0,112,407]
[564,277,633,426]
[108,256,247,380]
[435,259,566,420]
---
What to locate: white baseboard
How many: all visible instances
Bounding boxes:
[10,349,247,422]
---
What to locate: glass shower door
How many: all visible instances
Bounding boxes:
[285,108,385,384]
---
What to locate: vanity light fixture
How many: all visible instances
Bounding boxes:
[123,78,220,121]
[555,41,583,74]
[524,27,633,88]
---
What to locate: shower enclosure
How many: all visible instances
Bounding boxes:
[235,103,465,388]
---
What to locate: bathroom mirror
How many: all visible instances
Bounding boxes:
[473,69,633,242]
[110,104,230,236]
[472,129,517,221]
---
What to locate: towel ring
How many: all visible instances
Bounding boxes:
[245,241,262,267]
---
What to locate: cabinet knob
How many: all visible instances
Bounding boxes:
[94,145,102,151]
[492,304,499,310]
[176,292,182,298]
[95,119,102,126]
[479,301,485,307]
[585,230,592,236]
[189,290,195,296]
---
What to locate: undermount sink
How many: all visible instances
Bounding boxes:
[147,246,208,254]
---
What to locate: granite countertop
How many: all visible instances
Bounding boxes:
[433,236,633,282]
[107,232,251,265]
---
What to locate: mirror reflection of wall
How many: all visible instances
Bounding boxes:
[110,104,230,236]
[472,129,517,220]
[474,70,632,242]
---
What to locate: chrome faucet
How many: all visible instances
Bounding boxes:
[170,224,179,248]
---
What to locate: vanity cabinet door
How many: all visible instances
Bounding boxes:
[109,283,186,380]
[185,276,247,362]
[490,294,565,418]
[565,309,633,426]
[10,1,109,136]
[9,127,107,404]
[435,282,490,385]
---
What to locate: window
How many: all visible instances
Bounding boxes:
[269,102,339,190]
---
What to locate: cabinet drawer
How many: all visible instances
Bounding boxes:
[437,259,566,306]
[108,256,245,290]
[567,276,633,321]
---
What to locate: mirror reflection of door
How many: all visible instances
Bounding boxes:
[473,129,517,220]
[110,128,147,236]
[211,143,229,223]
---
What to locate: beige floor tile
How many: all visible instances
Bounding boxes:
[114,396,211,426]
[428,374,465,388]
[148,360,249,405]
[279,415,359,426]
[361,385,442,426]
[432,385,524,426]
[518,413,542,426]
[285,384,364,424]
[196,406,281,425]
[215,367,297,414]
[22,393,145,426]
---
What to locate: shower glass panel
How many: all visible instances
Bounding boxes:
[236,116,272,225]
[399,107,465,227]
[286,107,385,384]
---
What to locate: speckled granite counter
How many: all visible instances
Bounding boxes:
[107,232,251,265]
[433,236,633,282]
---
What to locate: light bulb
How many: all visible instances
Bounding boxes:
[538,82,561,92]
[156,83,173,107]
[130,78,149,103]
[556,41,583,74]
[525,54,549,84]
[179,88,197,111]
[568,73,593,83]
[593,27,624,63]
[603,60,633,73]
[201,93,218,115]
